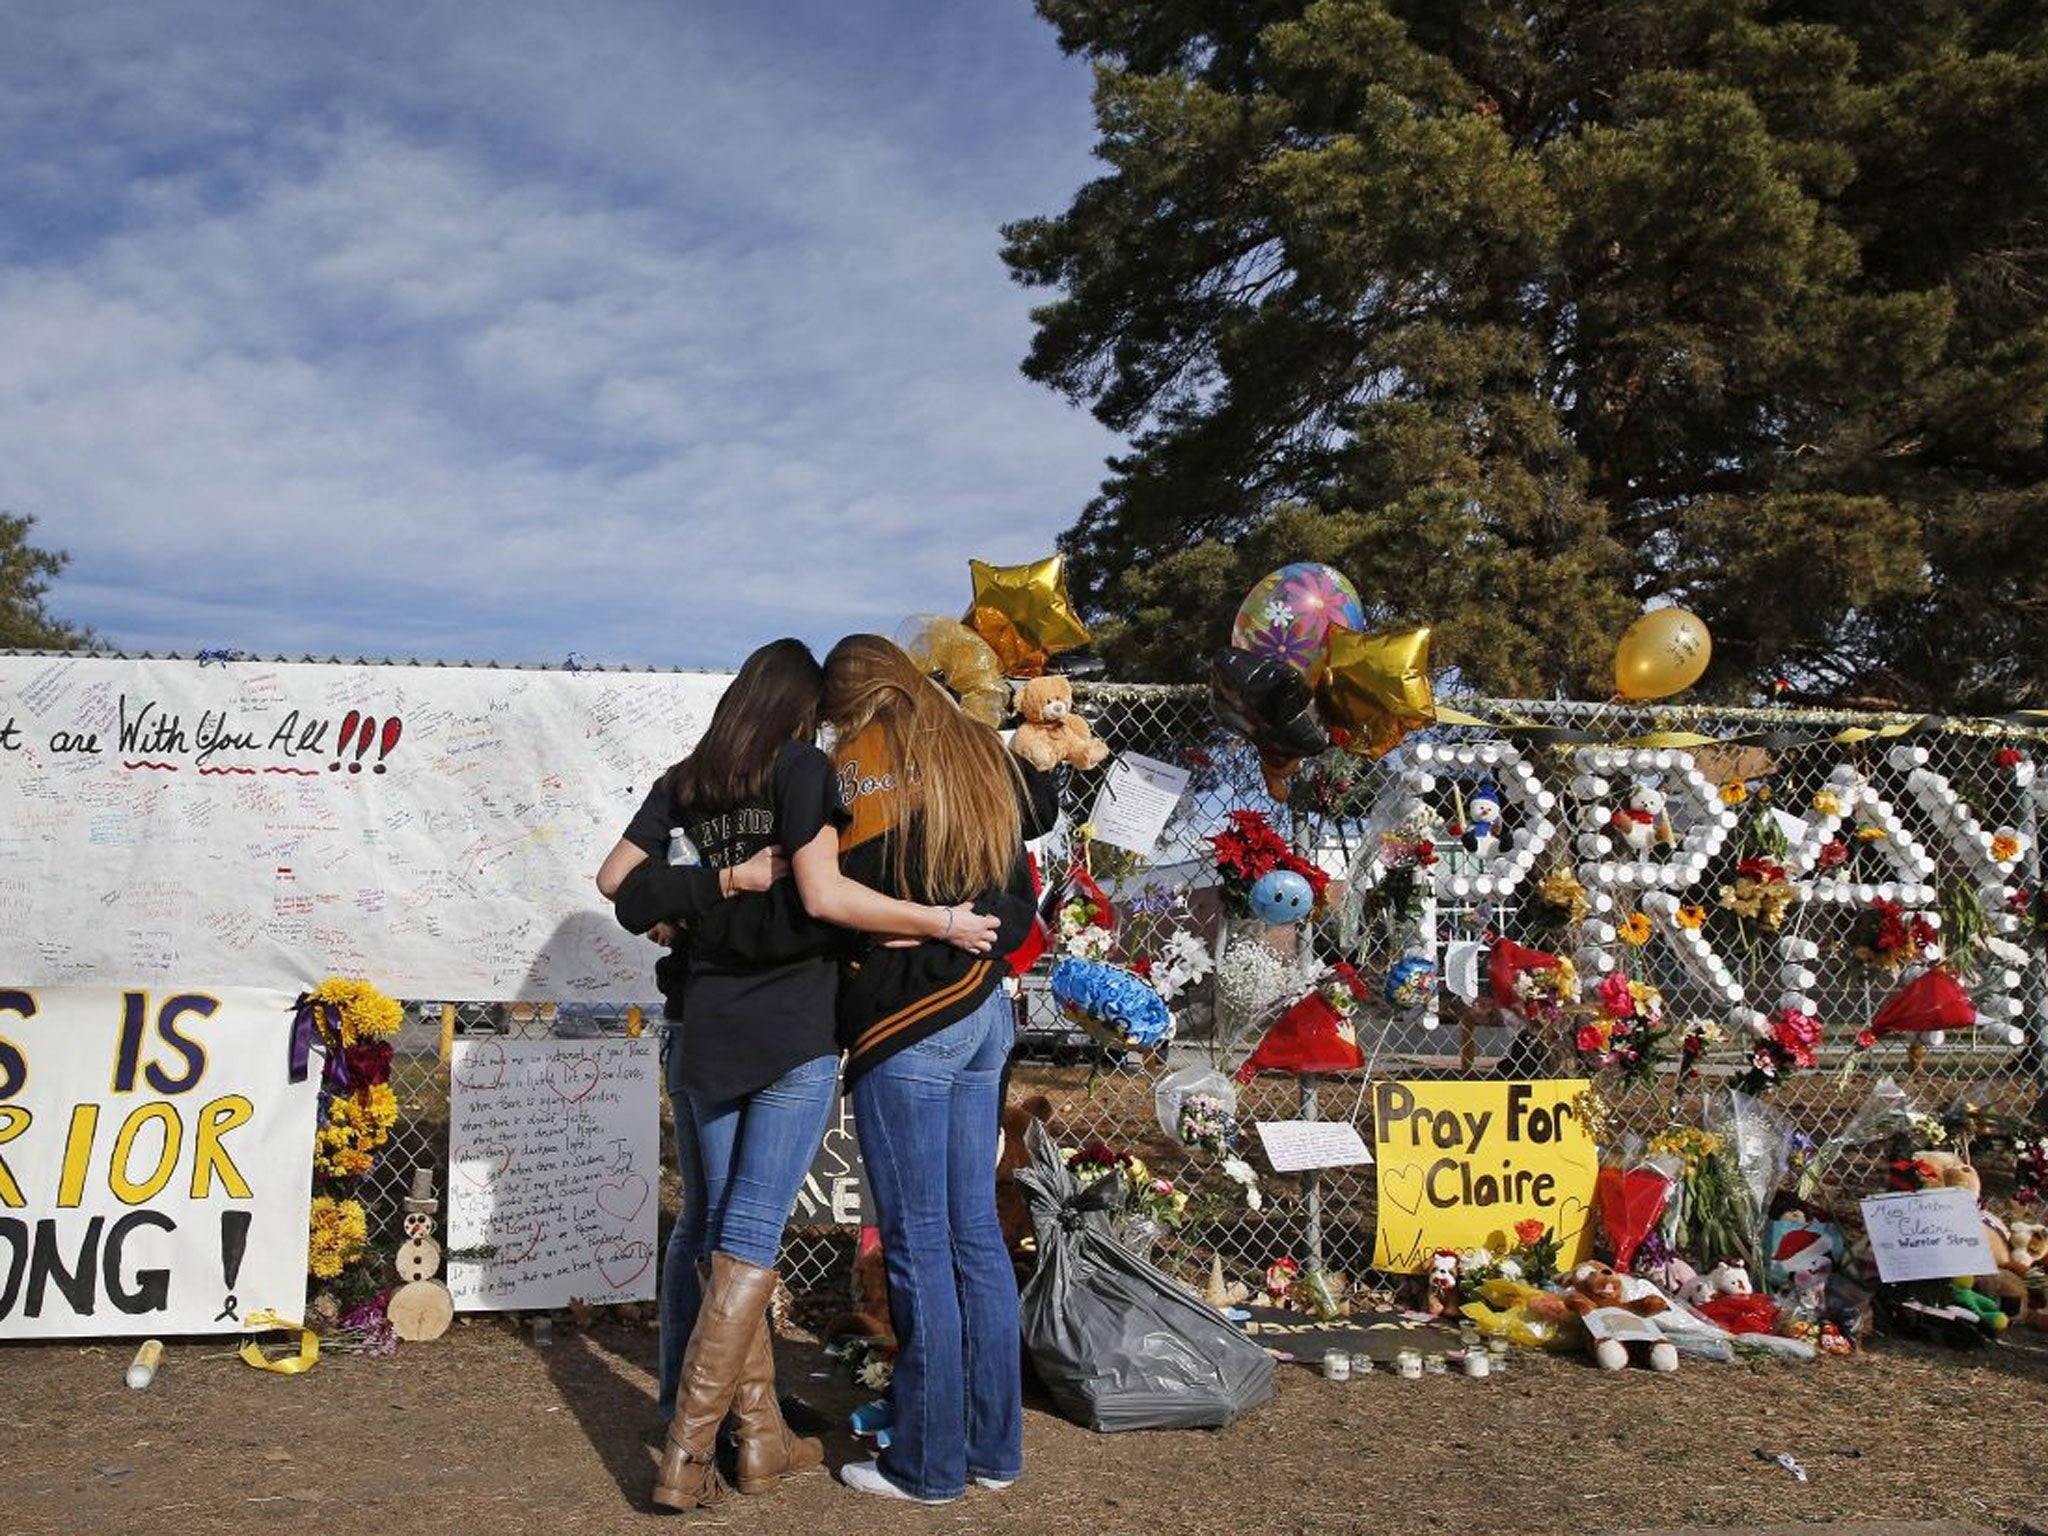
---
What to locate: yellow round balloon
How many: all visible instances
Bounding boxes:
[1614,609,1712,700]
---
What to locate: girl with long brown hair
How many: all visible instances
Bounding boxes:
[615,634,1055,1506]
[596,638,999,1511]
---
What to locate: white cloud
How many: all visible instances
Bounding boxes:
[0,1,1116,666]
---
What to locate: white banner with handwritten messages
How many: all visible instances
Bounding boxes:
[0,656,730,1000]
[0,985,315,1339]
[445,1037,659,1310]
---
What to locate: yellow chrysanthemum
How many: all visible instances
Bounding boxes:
[1675,903,1708,930]
[309,976,403,1045]
[308,1195,368,1279]
[1618,912,1653,947]
[1811,791,1844,817]
[1719,781,1748,806]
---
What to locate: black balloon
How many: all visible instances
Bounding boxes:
[1209,648,1330,759]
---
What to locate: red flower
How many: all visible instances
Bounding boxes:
[1855,1028,1877,1050]
[1129,957,1153,978]
[1737,856,1786,884]
[1997,748,2025,770]
[1513,1219,1547,1246]
[1818,839,1848,871]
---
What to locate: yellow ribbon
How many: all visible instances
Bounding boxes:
[239,1308,320,1374]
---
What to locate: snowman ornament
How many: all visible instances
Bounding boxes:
[1460,784,1506,858]
[1609,783,1673,857]
[386,1165,455,1342]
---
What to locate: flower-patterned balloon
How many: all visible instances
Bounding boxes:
[1231,563,1365,674]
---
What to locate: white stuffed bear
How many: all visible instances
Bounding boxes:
[1609,783,1673,856]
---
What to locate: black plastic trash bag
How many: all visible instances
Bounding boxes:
[1015,1121,1275,1432]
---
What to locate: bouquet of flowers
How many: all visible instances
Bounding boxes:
[304,977,403,1184]
[1493,942,1580,1033]
[1732,1005,1823,1095]
[1647,1126,1753,1267]
[1526,867,1591,931]
[1574,972,1672,1087]
[2017,1134,2048,1206]
[1048,862,1116,962]
[827,1334,897,1393]
[1135,926,1215,1003]
[1719,856,1796,930]
[1064,1143,1188,1228]
[1371,808,1441,921]
[308,1194,369,1280]
[1176,1092,1235,1156]
[1847,899,1939,973]
[1210,809,1329,919]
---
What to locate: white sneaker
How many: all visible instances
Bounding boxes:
[974,1475,1017,1491]
[838,1460,955,1505]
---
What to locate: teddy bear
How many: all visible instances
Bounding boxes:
[2006,1220,2048,1326]
[1609,783,1674,856]
[1561,1260,1678,1371]
[1424,1248,1461,1318]
[1916,1151,2027,1315]
[1008,675,1111,773]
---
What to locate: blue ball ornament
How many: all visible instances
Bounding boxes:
[1248,868,1315,924]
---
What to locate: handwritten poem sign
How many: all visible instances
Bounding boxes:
[446,1038,659,1310]
[1371,1079,1597,1273]
[1859,1188,1997,1283]
[0,986,315,1339]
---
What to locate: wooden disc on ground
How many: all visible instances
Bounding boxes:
[387,1280,454,1342]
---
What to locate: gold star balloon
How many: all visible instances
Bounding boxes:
[1312,623,1436,759]
[966,555,1091,678]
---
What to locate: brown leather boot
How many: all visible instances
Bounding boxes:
[732,1295,824,1494]
[652,1253,777,1511]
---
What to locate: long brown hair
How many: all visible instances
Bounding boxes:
[823,634,1021,901]
[668,638,824,813]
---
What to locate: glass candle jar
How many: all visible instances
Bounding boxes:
[1321,1349,1351,1382]
[1394,1349,1423,1379]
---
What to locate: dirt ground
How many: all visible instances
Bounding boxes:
[6,1315,2048,1536]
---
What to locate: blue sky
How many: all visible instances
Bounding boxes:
[1,0,1117,666]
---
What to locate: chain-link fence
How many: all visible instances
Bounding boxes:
[365,682,2048,1308]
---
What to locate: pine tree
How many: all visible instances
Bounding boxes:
[0,514,93,650]
[1004,0,2048,705]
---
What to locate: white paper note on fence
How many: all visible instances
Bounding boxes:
[1256,1120,1374,1173]
[1086,751,1191,856]
[1858,1188,1997,1282]
[446,1037,659,1310]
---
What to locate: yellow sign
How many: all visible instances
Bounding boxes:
[1371,1079,1599,1272]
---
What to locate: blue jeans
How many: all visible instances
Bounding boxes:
[851,988,1022,1500]
[657,1040,706,1420]
[688,1052,838,1270]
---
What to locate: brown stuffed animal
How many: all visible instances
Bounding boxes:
[997,1093,1055,1277]
[826,1090,1055,1345]
[1561,1260,1677,1372]
[1008,676,1110,773]
[1919,1151,2028,1315]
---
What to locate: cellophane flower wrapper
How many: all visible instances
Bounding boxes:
[1153,1064,1238,1147]
[1704,1090,1789,1268]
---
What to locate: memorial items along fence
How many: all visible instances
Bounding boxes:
[6,653,2046,1307]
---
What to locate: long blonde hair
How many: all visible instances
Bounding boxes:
[823,634,1022,902]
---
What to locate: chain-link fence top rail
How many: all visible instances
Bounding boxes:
[13,652,2044,1299]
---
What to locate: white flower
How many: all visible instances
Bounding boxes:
[1496,1257,1525,1281]
[1261,599,1295,627]
[1985,936,2031,969]
[1222,1156,1262,1212]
